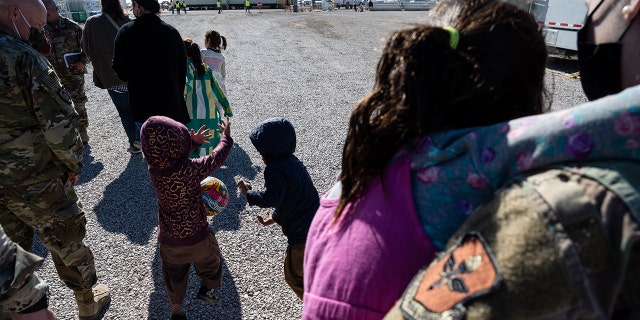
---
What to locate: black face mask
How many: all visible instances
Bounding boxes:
[577,0,635,101]
[29,27,51,55]
[11,9,50,55]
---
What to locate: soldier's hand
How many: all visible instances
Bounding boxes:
[68,172,78,186]
[70,62,85,72]
[10,307,59,320]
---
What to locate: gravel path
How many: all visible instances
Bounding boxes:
[32,9,587,320]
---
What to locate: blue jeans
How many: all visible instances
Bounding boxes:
[107,89,139,147]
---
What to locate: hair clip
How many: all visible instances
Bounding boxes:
[443,26,460,50]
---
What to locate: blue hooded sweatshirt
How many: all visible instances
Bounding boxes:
[246,118,320,244]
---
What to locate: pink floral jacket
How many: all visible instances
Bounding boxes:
[411,85,640,249]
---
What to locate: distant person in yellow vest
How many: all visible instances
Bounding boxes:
[245,0,251,13]
[217,0,222,13]
[182,0,187,13]
[169,0,175,13]
[175,0,181,14]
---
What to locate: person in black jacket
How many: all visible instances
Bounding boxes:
[112,0,190,128]
[237,117,320,299]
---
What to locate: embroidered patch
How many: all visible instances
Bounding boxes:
[413,233,500,313]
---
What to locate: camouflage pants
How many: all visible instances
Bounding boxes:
[0,176,98,292]
[60,75,88,128]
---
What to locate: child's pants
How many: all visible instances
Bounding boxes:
[160,231,222,305]
[284,243,305,299]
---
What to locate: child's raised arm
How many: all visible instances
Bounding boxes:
[217,117,231,137]
[190,125,213,145]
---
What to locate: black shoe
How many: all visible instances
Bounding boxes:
[195,286,221,305]
[171,314,188,320]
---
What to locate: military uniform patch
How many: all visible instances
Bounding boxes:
[398,233,501,320]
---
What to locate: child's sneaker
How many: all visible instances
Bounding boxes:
[195,286,221,305]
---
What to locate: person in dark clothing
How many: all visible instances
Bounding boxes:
[237,117,320,299]
[112,0,190,126]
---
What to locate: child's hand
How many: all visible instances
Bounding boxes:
[217,117,231,137]
[257,211,275,226]
[237,179,251,197]
[190,125,213,145]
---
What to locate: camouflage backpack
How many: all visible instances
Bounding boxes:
[385,161,640,320]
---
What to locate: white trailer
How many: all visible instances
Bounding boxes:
[506,0,588,53]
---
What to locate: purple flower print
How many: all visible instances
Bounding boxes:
[563,117,576,128]
[498,124,510,134]
[466,172,489,189]
[418,137,433,153]
[517,152,533,170]
[481,148,496,163]
[615,111,640,137]
[565,132,594,158]
[417,167,441,184]
[626,139,639,149]
[457,201,473,215]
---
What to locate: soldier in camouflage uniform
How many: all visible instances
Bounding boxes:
[0,224,58,319]
[42,0,89,144]
[0,0,110,319]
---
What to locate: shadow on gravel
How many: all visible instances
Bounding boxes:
[93,155,158,244]
[78,146,104,185]
[147,246,242,320]
[547,56,580,74]
[209,144,261,232]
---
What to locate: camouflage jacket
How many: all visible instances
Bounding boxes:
[0,27,83,187]
[0,224,48,313]
[45,16,87,79]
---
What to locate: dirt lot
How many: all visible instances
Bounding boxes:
[34,9,586,320]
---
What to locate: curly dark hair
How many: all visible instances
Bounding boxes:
[336,0,548,219]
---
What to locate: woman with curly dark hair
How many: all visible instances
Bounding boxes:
[303,0,548,318]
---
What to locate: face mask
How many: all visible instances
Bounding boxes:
[577,1,635,101]
[11,9,50,54]
[29,27,51,55]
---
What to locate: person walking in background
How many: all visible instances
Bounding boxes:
[216,0,222,13]
[0,224,59,320]
[183,38,232,157]
[175,0,181,14]
[0,1,111,319]
[201,30,227,95]
[169,0,175,13]
[82,0,141,154]
[42,0,90,144]
[237,118,320,299]
[113,0,190,129]
[182,0,187,13]
[245,0,251,13]
[141,116,233,320]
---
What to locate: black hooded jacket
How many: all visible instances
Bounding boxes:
[246,118,320,244]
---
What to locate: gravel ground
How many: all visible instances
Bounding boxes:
[32,9,587,320]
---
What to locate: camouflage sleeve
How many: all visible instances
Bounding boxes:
[0,224,49,313]
[74,24,88,65]
[27,55,84,174]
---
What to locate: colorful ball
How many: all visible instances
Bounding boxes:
[201,176,229,216]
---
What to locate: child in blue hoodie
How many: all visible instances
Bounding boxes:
[237,117,319,299]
